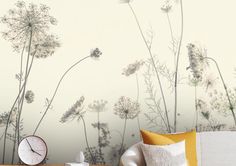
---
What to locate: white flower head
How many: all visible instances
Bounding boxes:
[88,100,108,113]
[1,1,57,52]
[29,34,60,58]
[114,96,140,119]
[187,43,208,81]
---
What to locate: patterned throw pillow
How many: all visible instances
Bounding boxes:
[140,141,188,166]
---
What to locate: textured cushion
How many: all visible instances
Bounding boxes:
[199,131,236,166]
[140,130,197,166]
[121,142,146,166]
[140,141,187,166]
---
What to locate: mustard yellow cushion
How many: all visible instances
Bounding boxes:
[140,130,197,166]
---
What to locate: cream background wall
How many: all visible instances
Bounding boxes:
[1,0,236,164]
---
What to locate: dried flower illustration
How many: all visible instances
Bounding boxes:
[89,100,109,164]
[88,100,110,163]
[210,88,236,117]
[122,60,145,76]
[84,146,105,164]
[202,55,236,126]
[60,97,96,164]
[88,100,107,113]
[108,144,126,165]
[25,90,34,103]
[30,34,60,58]
[3,0,236,164]
[122,60,144,134]
[0,109,16,127]
[90,48,102,58]
[1,1,57,51]
[202,73,218,91]
[195,99,225,131]
[187,43,208,81]
[196,99,208,113]
[60,96,85,123]
[1,2,60,161]
[34,48,102,135]
[114,96,139,162]
[187,43,236,127]
[92,122,111,148]
[122,0,172,132]
[114,96,140,119]
[144,62,171,132]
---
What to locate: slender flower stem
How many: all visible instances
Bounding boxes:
[145,66,170,131]
[128,3,171,133]
[11,44,26,164]
[135,73,141,134]
[80,115,96,164]
[153,98,169,130]
[166,13,176,65]
[2,30,33,164]
[118,117,127,166]
[13,120,19,163]
[17,29,33,146]
[174,0,184,132]
[2,51,35,164]
[33,56,91,135]
[204,57,236,126]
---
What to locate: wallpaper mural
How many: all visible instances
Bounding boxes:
[1,0,236,165]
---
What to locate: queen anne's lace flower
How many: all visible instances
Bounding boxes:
[60,96,85,123]
[187,43,208,81]
[30,34,60,58]
[88,100,107,113]
[114,96,140,119]
[1,1,57,52]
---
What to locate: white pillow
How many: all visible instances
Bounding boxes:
[140,141,187,166]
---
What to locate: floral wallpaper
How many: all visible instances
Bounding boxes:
[1,0,236,165]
